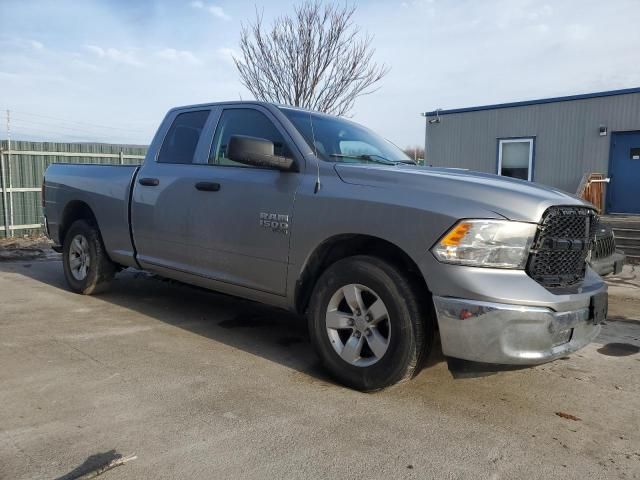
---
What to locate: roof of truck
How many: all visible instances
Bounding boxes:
[169,101,335,118]
[169,100,273,111]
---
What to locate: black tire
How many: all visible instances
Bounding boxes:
[62,219,116,295]
[308,255,433,391]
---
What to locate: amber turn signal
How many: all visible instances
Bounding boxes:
[439,222,472,246]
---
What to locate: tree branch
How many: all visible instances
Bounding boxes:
[233,1,388,116]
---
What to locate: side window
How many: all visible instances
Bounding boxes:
[209,109,289,166]
[157,110,210,164]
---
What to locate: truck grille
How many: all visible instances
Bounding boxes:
[526,206,597,288]
[591,228,616,260]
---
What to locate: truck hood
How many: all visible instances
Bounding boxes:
[334,164,590,223]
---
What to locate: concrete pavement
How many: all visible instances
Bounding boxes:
[0,258,639,479]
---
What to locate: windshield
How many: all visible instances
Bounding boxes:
[279,107,413,164]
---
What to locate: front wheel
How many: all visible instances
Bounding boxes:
[308,256,433,391]
[62,220,115,295]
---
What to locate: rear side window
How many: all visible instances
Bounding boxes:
[157,110,210,164]
[209,109,289,166]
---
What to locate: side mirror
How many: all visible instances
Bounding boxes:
[227,135,296,171]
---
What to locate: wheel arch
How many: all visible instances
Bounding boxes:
[58,200,99,246]
[294,234,430,315]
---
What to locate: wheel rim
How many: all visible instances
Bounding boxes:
[325,283,391,367]
[68,234,91,281]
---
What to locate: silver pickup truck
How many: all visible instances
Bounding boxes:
[43,101,608,391]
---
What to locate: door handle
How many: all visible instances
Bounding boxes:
[138,177,159,186]
[195,182,221,192]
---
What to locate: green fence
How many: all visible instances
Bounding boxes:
[0,140,148,237]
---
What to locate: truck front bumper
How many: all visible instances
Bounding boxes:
[433,295,604,365]
[589,250,625,277]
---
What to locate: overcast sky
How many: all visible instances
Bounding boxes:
[1,0,639,147]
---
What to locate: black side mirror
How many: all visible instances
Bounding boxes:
[227,135,296,171]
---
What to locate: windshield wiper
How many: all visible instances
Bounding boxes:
[357,153,417,165]
[329,153,398,165]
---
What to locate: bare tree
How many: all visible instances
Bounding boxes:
[403,145,424,162]
[234,1,389,116]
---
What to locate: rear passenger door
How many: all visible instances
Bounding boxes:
[188,106,303,295]
[132,108,214,272]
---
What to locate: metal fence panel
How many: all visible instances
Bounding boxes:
[0,140,147,236]
[0,195,4,229]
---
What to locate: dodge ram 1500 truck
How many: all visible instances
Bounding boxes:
[43,101,608,391]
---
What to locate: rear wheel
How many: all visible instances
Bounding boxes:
[62,220,115,294]
[308,255,433,391]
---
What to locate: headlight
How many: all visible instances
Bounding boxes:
[431,219,537,269]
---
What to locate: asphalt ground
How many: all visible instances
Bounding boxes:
[1,257,639,480]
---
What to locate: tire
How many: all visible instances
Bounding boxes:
[308,255,433,391]
[62,219,116,295]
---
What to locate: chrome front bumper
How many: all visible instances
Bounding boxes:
[433,296,603,365]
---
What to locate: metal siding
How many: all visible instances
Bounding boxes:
[425,92,640,194]
[0,140,147,234]
[11,191,40,227]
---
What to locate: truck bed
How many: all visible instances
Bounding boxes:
[44,164,140,267]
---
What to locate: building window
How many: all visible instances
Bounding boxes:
[497,138,534,181]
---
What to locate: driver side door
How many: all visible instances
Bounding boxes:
[187,106,303,296]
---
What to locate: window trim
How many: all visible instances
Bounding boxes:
[154,108,213,165]
[497,137,535,181]
[206,105,299,170]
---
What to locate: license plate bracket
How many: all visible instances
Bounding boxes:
[589,292,608,324]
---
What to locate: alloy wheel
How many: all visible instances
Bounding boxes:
[68,234,91,281]
[325,283,391,367]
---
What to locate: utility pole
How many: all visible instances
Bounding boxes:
[421,112,428,167]
[6,110,13,237]
[1,110,10,237]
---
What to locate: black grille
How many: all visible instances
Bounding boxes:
[592,228,616,260]
[527,206,597,287]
